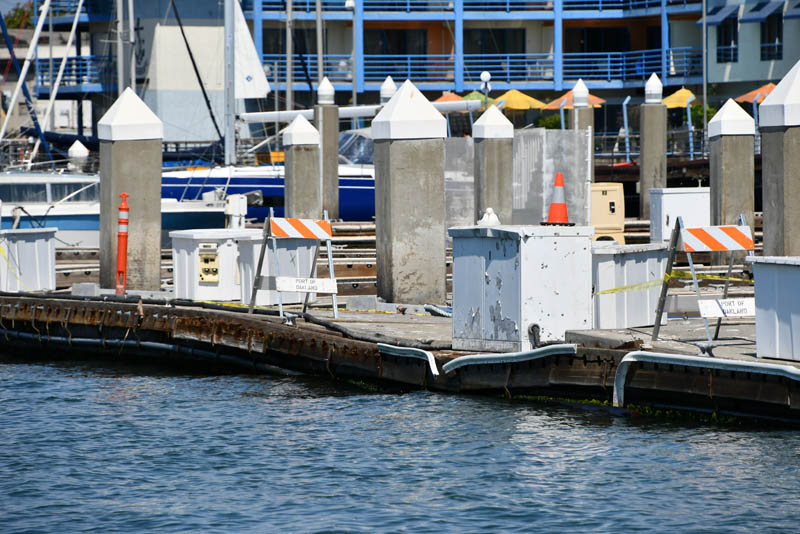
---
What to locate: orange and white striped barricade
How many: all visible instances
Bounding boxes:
[247,209,338,319]
[652,214,754,349]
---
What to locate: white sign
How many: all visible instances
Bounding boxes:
[274,276,338,294]
[698,298,755,318]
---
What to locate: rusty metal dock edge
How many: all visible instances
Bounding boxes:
[2,295,800,422]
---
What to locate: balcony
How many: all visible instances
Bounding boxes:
[35,55,115,96]
[264,46,700,91]
[37,0,114,26]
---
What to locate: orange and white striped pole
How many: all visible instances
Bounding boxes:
[115,192,130,295]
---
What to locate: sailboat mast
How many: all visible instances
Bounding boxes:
[224,0,236,165]
[116,0,123,95]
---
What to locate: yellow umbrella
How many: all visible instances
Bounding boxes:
[662,87,695,108]
[494,89,546,111]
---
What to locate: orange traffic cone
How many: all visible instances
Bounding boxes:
[546,172,569,224]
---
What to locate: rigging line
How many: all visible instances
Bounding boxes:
[168,0,223,141]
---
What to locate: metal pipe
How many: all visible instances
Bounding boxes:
[224,0,236,165]
[702,0,708,139]
[286,0,293,111]
[116,0,123,95]
[622,95,631,163]
[128,0,135,90]
[240,100,480,124]
[442,344,577,374]
[0,0,53,142]
[315,0,323,82]
[559,98,566,130]
[686,94,695,161]
[613,350,800,407]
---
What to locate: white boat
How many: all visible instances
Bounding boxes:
[0,172,226,248]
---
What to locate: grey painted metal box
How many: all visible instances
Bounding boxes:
[649,187,710,242]
[449,225,593,351]
[0,228,56,292]
[750,256,800,361]
[592,243,668,329]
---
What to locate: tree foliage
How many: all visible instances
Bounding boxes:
[5,2,33,29]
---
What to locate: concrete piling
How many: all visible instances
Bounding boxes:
[380,76,397,104]
[283,115,322,219]
[570,79,593,132]
[708,99,755,229]
[315,77,339,220]
[372,79,446,304]
[473,105,513,225]
[639,73,667,220]
[759,59,800,256]
[97,87,163,291]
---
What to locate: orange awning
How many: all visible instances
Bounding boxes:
[734,83,776,104]
[434,92,462,103]
[542,90,605,110]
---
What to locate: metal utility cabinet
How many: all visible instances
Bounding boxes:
[450,225,593,351]
[592,243,668,329]
[170,229,262,301]
[750,256,800,361]
[649,187,710,242]
[0,228,57,292]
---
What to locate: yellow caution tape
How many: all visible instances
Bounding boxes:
[594,271,753,296]
[0,244,28,291]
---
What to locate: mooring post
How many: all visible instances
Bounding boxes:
[283,115,322,219]
[372,80,447,305]
[98,87,163,290]
[315,77,339,220]
[570,78,593,132]
[759,59,800,256]
[639,73,667,220]
[473,104,513,225]
[708,98,755,263]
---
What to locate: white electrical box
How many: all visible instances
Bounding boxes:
[170,229,262,301]
[592,242,668,329]
[450,225,593,351]
[238,235,319,306]
[649,187,710,242]
[0,228,56,292]
[750,256,800,361]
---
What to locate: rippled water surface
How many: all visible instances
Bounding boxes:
[2,356,800,533]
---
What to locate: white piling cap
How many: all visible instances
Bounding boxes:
[473,105,513,139]
[98,87,163,141]
[760,59,800,128]
[372,79,446,140]
[573,79,589,108]
[380,76,397,104]
[68,140,89,158]
[317,77,335,105]
[708,99,755,138]
[283,115,320,146]
[644,73,663,104]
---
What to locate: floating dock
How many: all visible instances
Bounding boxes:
[2,291,799,424]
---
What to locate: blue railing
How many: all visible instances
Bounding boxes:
[247,0,699,11]
[464,53,554,82]
[760,43,782,61]
[46,0,113,17]
[35,55,115,88]
[666,46,702,77]
[562,50,660,81]
[262,54,353,82]
[363,54,453,81]
[716,44,738,63]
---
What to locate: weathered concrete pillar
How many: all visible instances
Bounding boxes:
[570,79,594,132]
[709,99,755,263]
[283,115,321,219]
[314,77,339,220]
[380,76,397,104]
[709,99,755,228]
[373,80,446,304]
[639,73,667,220]
[98,87,162,291]
[473,105,513,224]
[759,59,800,256]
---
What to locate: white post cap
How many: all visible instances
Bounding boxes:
[372,79,446,140]
[573,79,589,108]
[472,105,513,139]
[644,73,663,103]
[380,76,397,104]
[283,115,320,146]
[98,87,163,141]
[760,59,800,128]
[68,140,89,158]
[317,77,335,105]
[708,99,755,138]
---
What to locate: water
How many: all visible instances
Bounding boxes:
[2,356,800,533]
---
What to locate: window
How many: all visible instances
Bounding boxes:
[464,29,525,55]
[717,16,738,63]
[761,13,783,60]
[365,29,427,56]
[262,29,323,55]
